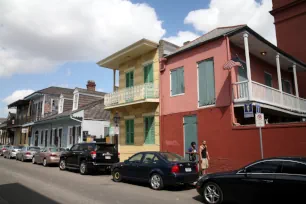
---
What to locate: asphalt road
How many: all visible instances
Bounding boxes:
[0,157,203,204]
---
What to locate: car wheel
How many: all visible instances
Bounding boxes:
[21,156,25,162]
[43,158,48,167]
[32,157,36,164]
[150,173,164,190]
[59,159,66,171]
[203,182,223,204]
[112,169,122,182]
[80,161,88,175]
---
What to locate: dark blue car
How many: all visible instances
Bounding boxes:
[111,151,198,190]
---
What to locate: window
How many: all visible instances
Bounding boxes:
[58,98,64,114]
[129,153,143,163]
[143,153,156,164]
[54,129,58,147]
[126,71,134,88]
[73,94,79,110]
[281,161,306,175]
[58,128,62,147]
[76,126,81,143]
[40,131,44,145]
[104,127,109,137]
[282,79,292,94]
[144,63,153,83]
[51,99,58,112]
[68,127,73,145]
[50,129,53,145]
[170,67,185,96]
[125,119,134,145]
[264,72,272,87]
[44,130,48,147]
[198,58,215,107]
[71,144,80,151]
[144,116,155,144]
[246,161,282,173]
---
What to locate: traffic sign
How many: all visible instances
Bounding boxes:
[256,104,261,113]
[255,113,265,127]
[244,103,254,118]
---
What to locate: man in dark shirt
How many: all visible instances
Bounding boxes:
[186,142,197,162]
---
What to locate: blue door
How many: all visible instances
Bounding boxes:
[183,115,198,160]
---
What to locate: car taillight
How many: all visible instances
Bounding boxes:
[3,148,7,151]
[171,165,180,173]
[50,154,57,157]
[26,152,31,155]
[90,151,96,159]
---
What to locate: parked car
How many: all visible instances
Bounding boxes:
[196,157,306,204]
[111,151,198,190]
[16,146,40,162]
[0,145,10,156]
[59,142,119,175]
[3,146,23,159]
[32,147,65,166]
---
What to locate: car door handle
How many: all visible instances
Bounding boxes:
[263,180,273,183]
[72,152,76,155]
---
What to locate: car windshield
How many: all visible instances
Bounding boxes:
[49,148,64,152]
[160,152,187,162]
[13,146,22,149]
[29,147,40,151]
[4,145,10,148]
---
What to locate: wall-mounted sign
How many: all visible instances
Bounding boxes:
[255,113,265,128]
[22,128,28,134]
[244,103,254,118]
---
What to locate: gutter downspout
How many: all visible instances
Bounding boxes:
[159,57,167,152]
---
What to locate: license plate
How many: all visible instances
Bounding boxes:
[105,156,111,159]
[185,168,192,172]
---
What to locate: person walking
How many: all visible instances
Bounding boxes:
[199,140,210,175]
[186,142,197,162]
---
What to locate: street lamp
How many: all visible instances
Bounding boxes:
[113,112,120,127]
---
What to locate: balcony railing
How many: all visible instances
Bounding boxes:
[233,81,306,113]
[104,83,159,107]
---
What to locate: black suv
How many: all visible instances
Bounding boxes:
[59,142,119,175]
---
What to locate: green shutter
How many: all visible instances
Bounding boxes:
[198,59,215,106]
[144,116,155,144]
[125,119,134,144]
[264,73,272,87]
[171,67,184,95]
[126,71,134,88]
[144,63,153,84]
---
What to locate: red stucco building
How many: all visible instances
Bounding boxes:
[270,0,306,97]
[159,25,306,173]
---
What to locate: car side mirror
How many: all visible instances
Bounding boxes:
[124,160,129,164]
[66,148,70,151]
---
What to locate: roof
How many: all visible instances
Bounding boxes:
[76,88,106,96]
[35,99,109,123]
[0,118,6,124]
[8,99,29,108]
[25,86,74,99]
[167,25,246,57]
[61,93,73,99]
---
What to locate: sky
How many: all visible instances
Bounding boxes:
[0,0,275,117]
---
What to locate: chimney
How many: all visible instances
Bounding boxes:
[183,41,190,46]
[86,80,96,91]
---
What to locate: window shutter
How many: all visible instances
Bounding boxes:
[126,72,129,88]
[198,59,215,106]
[264,73,272,87]
[178,68,184,94]
[171,69,177,95]
[72,126,76,144]
[148,63,153,83]
[144,65,148,83]
[130,120,134,144]
[125,120,129,144]
[149,117,155,144]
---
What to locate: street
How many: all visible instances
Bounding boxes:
[0,157,202,204]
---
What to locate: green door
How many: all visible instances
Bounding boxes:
[144,116,155,144]
[125,119,134,144]
[183,115,198,160]
[125,71,134,102]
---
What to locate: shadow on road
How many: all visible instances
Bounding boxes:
[0,183,60,204]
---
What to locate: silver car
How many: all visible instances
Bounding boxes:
[16,146,40,162]
[3,146,23,159]
[32,147,64,166]
[0,145,10,156]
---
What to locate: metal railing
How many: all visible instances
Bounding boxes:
[232,80,306,113]
[104,83,159,107]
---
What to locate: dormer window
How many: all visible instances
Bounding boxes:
[58,98,64,114]
[73,93,79,110]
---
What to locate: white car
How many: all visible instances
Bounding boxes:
[3,146,23,159]
[16,146,40,162]
[0,145,10,156]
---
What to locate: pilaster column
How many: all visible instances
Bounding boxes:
[276,54,283,105]
[243,33,253,100]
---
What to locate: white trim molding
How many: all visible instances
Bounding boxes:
[124,115,135,120]
[142,60,153,67]
[142,112,156,117]
[124,67,135,73]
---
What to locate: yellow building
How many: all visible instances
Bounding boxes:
[97,39,178,161]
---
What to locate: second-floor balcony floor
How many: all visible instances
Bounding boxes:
[104,83,159,109]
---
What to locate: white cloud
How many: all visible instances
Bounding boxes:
[164,31,200,46]
[66,68,72,77]
[1,89,34,116]
[97,88,104,92]
[184,0,276,44]
[0,0,166,77]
